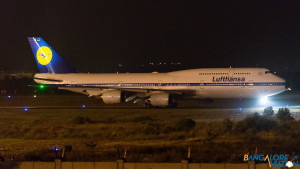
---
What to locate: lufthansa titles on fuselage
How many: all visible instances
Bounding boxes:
[212,76,246,82]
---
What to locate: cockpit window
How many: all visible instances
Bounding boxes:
[265,71,274,74]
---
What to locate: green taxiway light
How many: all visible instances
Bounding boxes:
[39,84,45,89]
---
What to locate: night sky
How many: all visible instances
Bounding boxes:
[1,0,300,73]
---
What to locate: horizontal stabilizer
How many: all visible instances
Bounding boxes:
[33,77,63,82]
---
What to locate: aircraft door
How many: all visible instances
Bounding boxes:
[118,81,123,87]
[249,80,253,89]
[200,80,204,93]
[158,80,163,89]
[70,81,75,87]
[228,68,234,76]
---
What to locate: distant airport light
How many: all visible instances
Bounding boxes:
[239,108,242,111]
[55,148,59,151]
[24,108,28,111]
[7,95,11,98]
[33,95,37,98]
[286,161,293,168]
[82,104,86,108]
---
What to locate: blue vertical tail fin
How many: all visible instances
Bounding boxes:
[28,37,77,74]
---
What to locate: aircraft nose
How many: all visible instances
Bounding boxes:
[285,80,292,90]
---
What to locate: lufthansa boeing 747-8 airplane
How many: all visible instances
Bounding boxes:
[28,37,288,107]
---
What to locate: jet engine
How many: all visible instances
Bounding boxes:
[101,90,125,104]
[149,93,174,107]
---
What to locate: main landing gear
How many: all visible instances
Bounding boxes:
[142,100,178,108]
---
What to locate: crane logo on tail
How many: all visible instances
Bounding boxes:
[36,46,52,65]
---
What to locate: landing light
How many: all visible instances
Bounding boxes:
[259,96,269,105]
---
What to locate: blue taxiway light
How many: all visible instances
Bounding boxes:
[82,104,86,108]
[24,108,28,111]
[8,96,11,98]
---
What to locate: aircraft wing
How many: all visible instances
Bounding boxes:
[58,86,193,96]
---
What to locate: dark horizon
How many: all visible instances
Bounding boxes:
[0,1,300,73]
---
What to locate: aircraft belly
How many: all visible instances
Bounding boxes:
[193,86,286,99]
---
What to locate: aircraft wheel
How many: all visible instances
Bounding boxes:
[171,102,178,108]
[142,102,152,108]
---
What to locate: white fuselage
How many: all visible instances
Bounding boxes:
[34,68,286,99]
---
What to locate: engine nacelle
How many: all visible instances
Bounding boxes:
[101,90,125,104]
[149,93,173,107]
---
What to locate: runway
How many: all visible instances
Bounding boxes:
[0,92,300,120]
[0,94,299,163]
